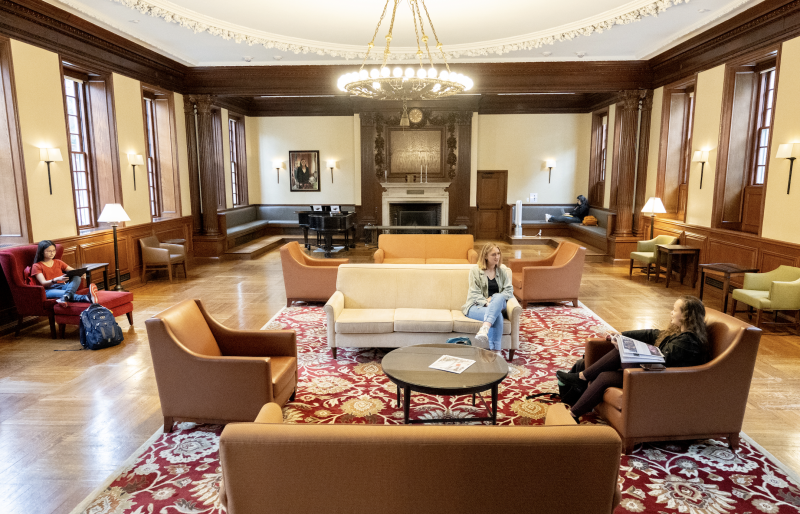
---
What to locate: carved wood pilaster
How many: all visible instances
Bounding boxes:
[195,95,220,236]
[633,90,654,235]
[613,90,641,237]
[183,96,203,234]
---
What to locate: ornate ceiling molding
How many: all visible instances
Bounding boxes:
[93,0,696,60]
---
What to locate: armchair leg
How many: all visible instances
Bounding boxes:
[629,259,634,276]
[732,299,738,318]
[728,433,740,451]
[163,416,174,433]
[58,324,66,339]
[755,309,762,328]
[572,298,578,307]
[331,347,337,359]
[508,349,515,361]
[287,299,293,307]
[16,315,23,337]
[181,262,188,279]
[289,389,296,402]
[622,439,635,455]
[646,263,652,281]
[141,263,147,285]
[48,315,56,339]
[126,312,133,326]
[167,263,173,282]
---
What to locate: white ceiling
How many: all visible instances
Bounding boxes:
[47,0,763,66]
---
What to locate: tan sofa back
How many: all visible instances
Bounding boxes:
[220,420,622,514]
[376,234,478,263]
[337,264,473,310]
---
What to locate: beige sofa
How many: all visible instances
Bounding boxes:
[324,264,521,359]
[374,234,478,264]
[219,403,622,514]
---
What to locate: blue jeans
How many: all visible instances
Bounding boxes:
[45,276,82,300]
[548,215,582,224]
[467,293,507,350]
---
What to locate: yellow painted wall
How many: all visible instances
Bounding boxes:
[112,73,149,226]
[220,108,233,209]
[245,116,262,205]
[644,87,664,201]
[477,113,592,204]
[762,36,800,243]
[173,93,192,217]
[602,104,616,209]
[10,39,76,240]
[685,64,725,227]
[250,117,356,204]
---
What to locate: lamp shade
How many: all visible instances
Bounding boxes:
[97,203,131,223]
[777,143,800,159]
[326,160,336,169]
[39,148,63,162]
[641,197,666,214]
[692,150,709,163]
[127,154,144,166]
[545,159,556,168]
[273,160,283,169]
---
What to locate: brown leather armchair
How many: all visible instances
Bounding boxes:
[508,241,586,307]
[585,309,762,453]
[145,299,298,433]
[280,241,348,306]
[139,235,188,283]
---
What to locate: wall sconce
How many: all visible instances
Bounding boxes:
[39,148,63,195]
[127,154,144,190]
[273,160,283,183]
[692,150,709,189]
[777,143,800,194]
[545,159,556,183]
[326,160,336,183]
[641,197,666,239]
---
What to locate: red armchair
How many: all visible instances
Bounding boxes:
[0,244,134,339]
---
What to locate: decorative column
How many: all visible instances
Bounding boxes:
[183,96,203,234]
[195,95,220,236]
[633,90,654,235]
[613,90,641,237]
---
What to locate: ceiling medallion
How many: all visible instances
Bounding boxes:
[337,0,473,104]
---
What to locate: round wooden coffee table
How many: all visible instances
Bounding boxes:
[382,343,509,425]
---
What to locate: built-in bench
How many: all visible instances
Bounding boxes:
[510,204,615,252]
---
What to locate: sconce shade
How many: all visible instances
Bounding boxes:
[97,203,131,223]
[641,197,666,214]
[692,150,709,163]
[326,160,336,169]
[39,148,63,162]
[127,154,144,166]
[545,159,556,168]
[272,160,283,169]
[777,143,800,159]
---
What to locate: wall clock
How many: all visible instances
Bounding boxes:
[409,108,424,124]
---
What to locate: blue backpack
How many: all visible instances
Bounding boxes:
[79,304,124,350]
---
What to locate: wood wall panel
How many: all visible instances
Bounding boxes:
[759,251,798,272]
[708,239,758,268]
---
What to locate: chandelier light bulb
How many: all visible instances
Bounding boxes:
[416,68,426,79]
[404,67,415,78]
[393,67,403,78]
[439,70,449,80]
[359,70,369,80]
[381,67,390,77]
[427,67,437,78]
[370,68,379,78]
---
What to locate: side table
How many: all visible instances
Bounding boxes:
[83,262,110,291]
[698,263,760,313]
[654,245,701,288]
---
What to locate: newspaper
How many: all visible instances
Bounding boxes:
[614,334,665,364]
[429,355,476,374]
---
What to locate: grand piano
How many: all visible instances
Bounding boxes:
[297,207,356,258]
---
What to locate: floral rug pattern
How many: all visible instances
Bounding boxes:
[79,305,800,514]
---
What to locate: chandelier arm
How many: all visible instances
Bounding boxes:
[408,0,424,68]
[381,0,401,68]
[360,0,392,69]
[420,0,451,72]
[413,0,436,69]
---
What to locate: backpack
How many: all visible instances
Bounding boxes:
[79,304,124,350]
[582,215,598,226]
[557,357,587,406]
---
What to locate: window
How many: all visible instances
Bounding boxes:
[588,109,609,207]
[752,68,776,185]
[0,38,28,245]
[655,78,696,221]
[143,96,160,217]
[228,113,248,207]
[229,117,239,206]
[64,76,94,229]
[141,85,182,219]
[600,115,608,181]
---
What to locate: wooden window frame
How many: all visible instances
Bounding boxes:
[228,112,248,207]
[140,83,182,220]
[749,63,777,186]
[587,108,608,207]
[143,93,161,218]
[63,72,96,230]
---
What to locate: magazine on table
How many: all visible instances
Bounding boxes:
[429,355,475,374]
[613,334,665,364]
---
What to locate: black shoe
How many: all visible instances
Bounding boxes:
[556,370,588,388]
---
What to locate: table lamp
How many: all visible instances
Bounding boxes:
[98,203,131,291]
[641,197,666,239]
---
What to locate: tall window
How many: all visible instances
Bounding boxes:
[64,76,94,229]
[143,96,160,217]
[141,85,182,219]
[588,109,609,206]
[229,117,239,206]
[0,38,28,245]
[600,115,608,181]
[752,68,776,185]
[228,113,248,207]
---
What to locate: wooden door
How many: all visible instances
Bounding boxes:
[476,170,507,240]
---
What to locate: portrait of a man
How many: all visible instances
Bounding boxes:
[289,151,320,192]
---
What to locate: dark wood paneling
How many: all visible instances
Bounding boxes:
[760,250,798,272]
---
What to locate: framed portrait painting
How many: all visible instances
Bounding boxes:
[289,151,320,192]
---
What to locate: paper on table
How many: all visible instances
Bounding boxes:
[429,355,476,374]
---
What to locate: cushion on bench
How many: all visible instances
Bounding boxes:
[227,219,271,238]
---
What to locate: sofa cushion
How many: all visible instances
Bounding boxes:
[270,356,297,393]
[630,251,656,264]
[394,308,453,333]
[425,235,474,260]
[602,387,624,412]
[426,258,470,264]
[227,220,270,238]
[379,234,427,260]
[382,258,426,264]
[451,310,511,335]
[571,224,606,238]
[335,309,395,334]
[267,220,299,225]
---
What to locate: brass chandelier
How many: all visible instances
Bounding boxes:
[337,0,473,102]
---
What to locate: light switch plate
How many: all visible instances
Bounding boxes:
[530,193,538,203]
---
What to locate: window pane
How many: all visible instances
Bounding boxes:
[64,79,74,95]
[757,147,767,166]
[69,116,79,135]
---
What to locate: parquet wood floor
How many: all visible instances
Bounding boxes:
[1,238,798,513]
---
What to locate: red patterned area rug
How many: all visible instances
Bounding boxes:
[74,305,800,514]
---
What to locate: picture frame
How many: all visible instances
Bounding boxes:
[331,205,340,212]
[289,151,320,192]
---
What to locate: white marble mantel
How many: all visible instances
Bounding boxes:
[382,182,450,226]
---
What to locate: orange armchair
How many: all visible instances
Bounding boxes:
[280,241,348,306]
[585,310,762,453]
[508,241,586,307]
[145,299,298,433]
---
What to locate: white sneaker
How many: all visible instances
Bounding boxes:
[475,325,490,346]
[545,214,552,222]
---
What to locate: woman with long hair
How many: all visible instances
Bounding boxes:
[461,242,514,354]
[558,295,709,420]
[31,240,97,305]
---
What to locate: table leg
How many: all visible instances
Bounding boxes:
[396,385,401,408]
[665,253,673,288]
[722,273,731,314]
[491,384,498,425]
[472,393,476,406]
[691,253,699,288]
[679,255,687,285]
[699,270,706,301]
[303,227,310,249]
[403,386,411,424]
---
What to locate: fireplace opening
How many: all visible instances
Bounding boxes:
[389,203,442,228]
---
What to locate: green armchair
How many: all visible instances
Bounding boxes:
[731,265,800,330]
[629,235,678,280]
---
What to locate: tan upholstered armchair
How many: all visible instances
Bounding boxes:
[629,235,678,280]
[280,241,348,306]
[584,310,762,454]
[508,241,586,307]
[731,265,800,330]
[139,235,188,283]
[145,299,298,432]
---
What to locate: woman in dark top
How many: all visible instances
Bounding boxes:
[557,295,709,419]
[547,195,589,224]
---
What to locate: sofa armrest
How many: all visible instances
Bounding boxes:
[373,249,385,263]
[142,245,170,264]
[544,404,578,426]
[743,270,775,291]
[196,300,297,357]
[324,291,344,349]
[160,243,186,257]
[506,296,521,349]
[508,256,556,273]
[585,338,615,368]
[305,257,349,267]
[467,249,478,264]
[254,402,284,424]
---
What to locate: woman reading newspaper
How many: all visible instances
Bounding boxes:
[557,296,709,421]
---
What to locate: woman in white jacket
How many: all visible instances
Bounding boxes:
[461,242,514,353]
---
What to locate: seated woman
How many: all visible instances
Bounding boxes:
[557,295,709,420]
[31,240,98,305]
[547,195,589,224]
[461,242,514,354]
